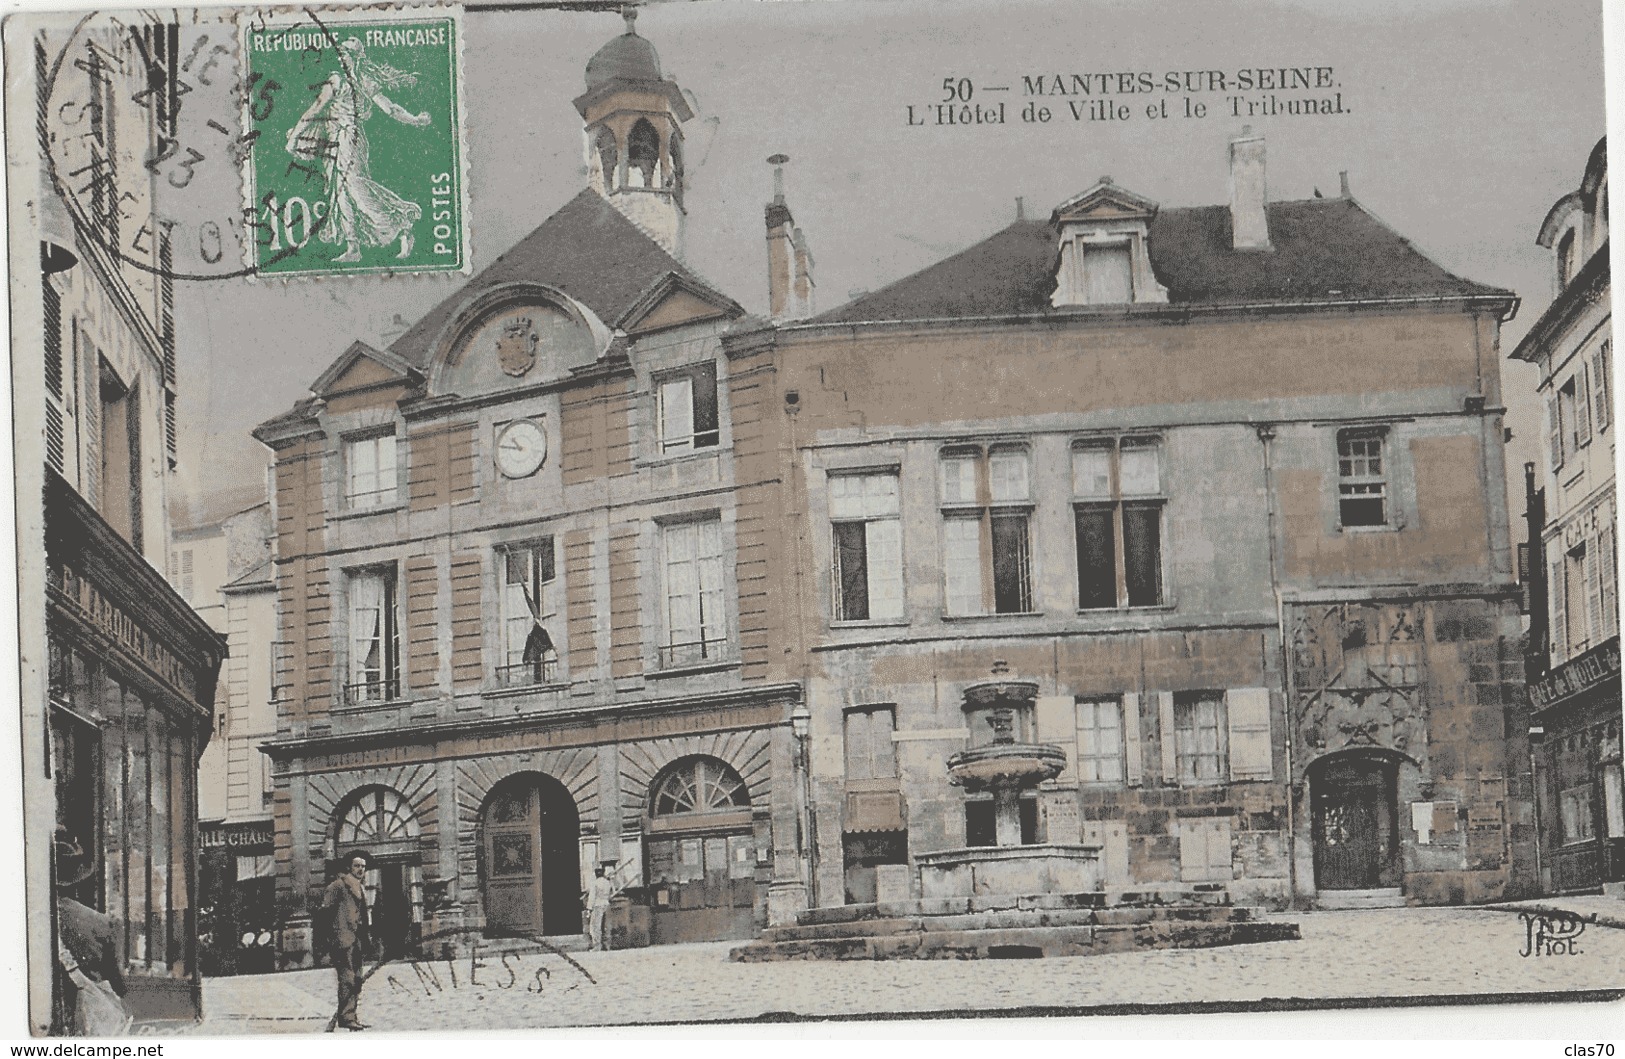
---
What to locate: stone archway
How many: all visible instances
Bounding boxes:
[1308,750,1403,891]
[479,772,582,938]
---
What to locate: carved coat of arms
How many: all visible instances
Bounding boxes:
[496,317,539,377]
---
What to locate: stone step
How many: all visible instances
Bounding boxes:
[1315,887,1406,910]
[795,892,1108,926]
[764,903,1259,943]
[732,919,1300,962]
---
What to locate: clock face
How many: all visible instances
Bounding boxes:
[495,419,547,479]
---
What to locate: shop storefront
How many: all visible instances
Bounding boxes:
[1530,635,1625,895]
[46,473,225,1027]
[198,820,278,975]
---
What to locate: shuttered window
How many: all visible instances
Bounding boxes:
[1174,692,1228,784]
[1593,341,1613,432]
[1076,698,1124,784]
[1177,817,1233,882]
[1224,688,1274,781]
[844,707,897,781]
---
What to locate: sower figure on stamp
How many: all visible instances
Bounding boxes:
[286,37,430,263]
[585,866,616,951]
[323,851,372,1031]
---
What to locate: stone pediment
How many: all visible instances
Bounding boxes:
[1052,180,1160,225]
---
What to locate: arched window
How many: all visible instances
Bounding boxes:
[331,786,420,855]
[594,128,618,192]
[651,757,749,818]
[627,119,660,189]
[668,133,685,207]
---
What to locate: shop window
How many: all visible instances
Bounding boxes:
[660,517,726,667]
[830,472,903,622]
[347,567,400,703]
[1604,764,1624,840]
[1076,697,1125,784]
[1174,692,1229,785]
[1559,785,1596,845]
[843,706,897,782]
[1336,429,1387,528]
[498,539,559,687]
[345,432,398,511]
[1074,437,1164,608]
[941,446,1033,616]
[657,362,719,453]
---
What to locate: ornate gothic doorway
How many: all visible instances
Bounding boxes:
[480,773,581,937]
[1310,753,1400,891]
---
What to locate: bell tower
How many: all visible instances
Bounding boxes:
[574,6,693,258]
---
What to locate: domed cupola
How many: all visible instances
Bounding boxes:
[574,6,694,258]
[584,17,662,88]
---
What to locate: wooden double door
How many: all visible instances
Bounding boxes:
[646,830,756,945]
[483,775,582,938]
[1312,755,1400,890]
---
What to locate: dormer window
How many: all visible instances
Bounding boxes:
[1082,239,1134,303]
[1049,180,1169,308]
[1558,229,1577,287]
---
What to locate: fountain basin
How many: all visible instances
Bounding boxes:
[945,742,1066,790]
[916,844,1102,900]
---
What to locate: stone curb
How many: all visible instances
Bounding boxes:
[1481,901,1625,930]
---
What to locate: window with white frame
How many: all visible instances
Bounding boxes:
[1076,697,1125,784]
[1074,437,1164,608]
[499,539,559,687]
[1559,784,1595,845]
[830,472,903,623]
[1083,241,1134,303]
[1336,429,1388,528]
[1174,692,1228,784]
[940,446,1033,616]
[347,567,399,703]
[657,362,720,454]
[661,517,726,667]
[345,433,398,510]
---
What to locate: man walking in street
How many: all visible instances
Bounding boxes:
[323,852,371,1031]
[585,866,615,951]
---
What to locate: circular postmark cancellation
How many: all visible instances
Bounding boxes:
[39,5,470,283]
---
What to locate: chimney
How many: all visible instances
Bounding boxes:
[1228,126,1272,251]
[765,154,815,321]
[1339,170,1351,198]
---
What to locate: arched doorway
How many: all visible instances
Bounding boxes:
[644,756,756,945]
[1310,752,1402,891]
[480,773,581,938]
[328,786,423,959]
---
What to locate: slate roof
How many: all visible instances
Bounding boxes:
[813,197,1511,325]
[386,188,740,368]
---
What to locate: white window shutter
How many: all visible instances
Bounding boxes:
[1157,691,1177,785]
[1225,687,1274,781]
[1035,696,1076,784]
[1578,368,1593,445]
[1551,557,1568,661]
[1122,692,1143,787]
[1549,395,1564,470]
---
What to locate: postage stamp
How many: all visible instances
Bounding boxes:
[239,6,468,276]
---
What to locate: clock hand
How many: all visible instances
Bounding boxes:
[501,441,526,452]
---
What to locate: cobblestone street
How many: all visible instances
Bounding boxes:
[183,907,1625,1033]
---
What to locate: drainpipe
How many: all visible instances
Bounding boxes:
[1257,424,1299,907]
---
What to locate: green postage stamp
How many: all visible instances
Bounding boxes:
[240,7,469,277]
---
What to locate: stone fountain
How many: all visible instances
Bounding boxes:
[917,663,1102,899]
[729,661,1301,961]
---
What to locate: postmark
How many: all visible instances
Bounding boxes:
[40,10,262,281]
[240,6,470,277]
